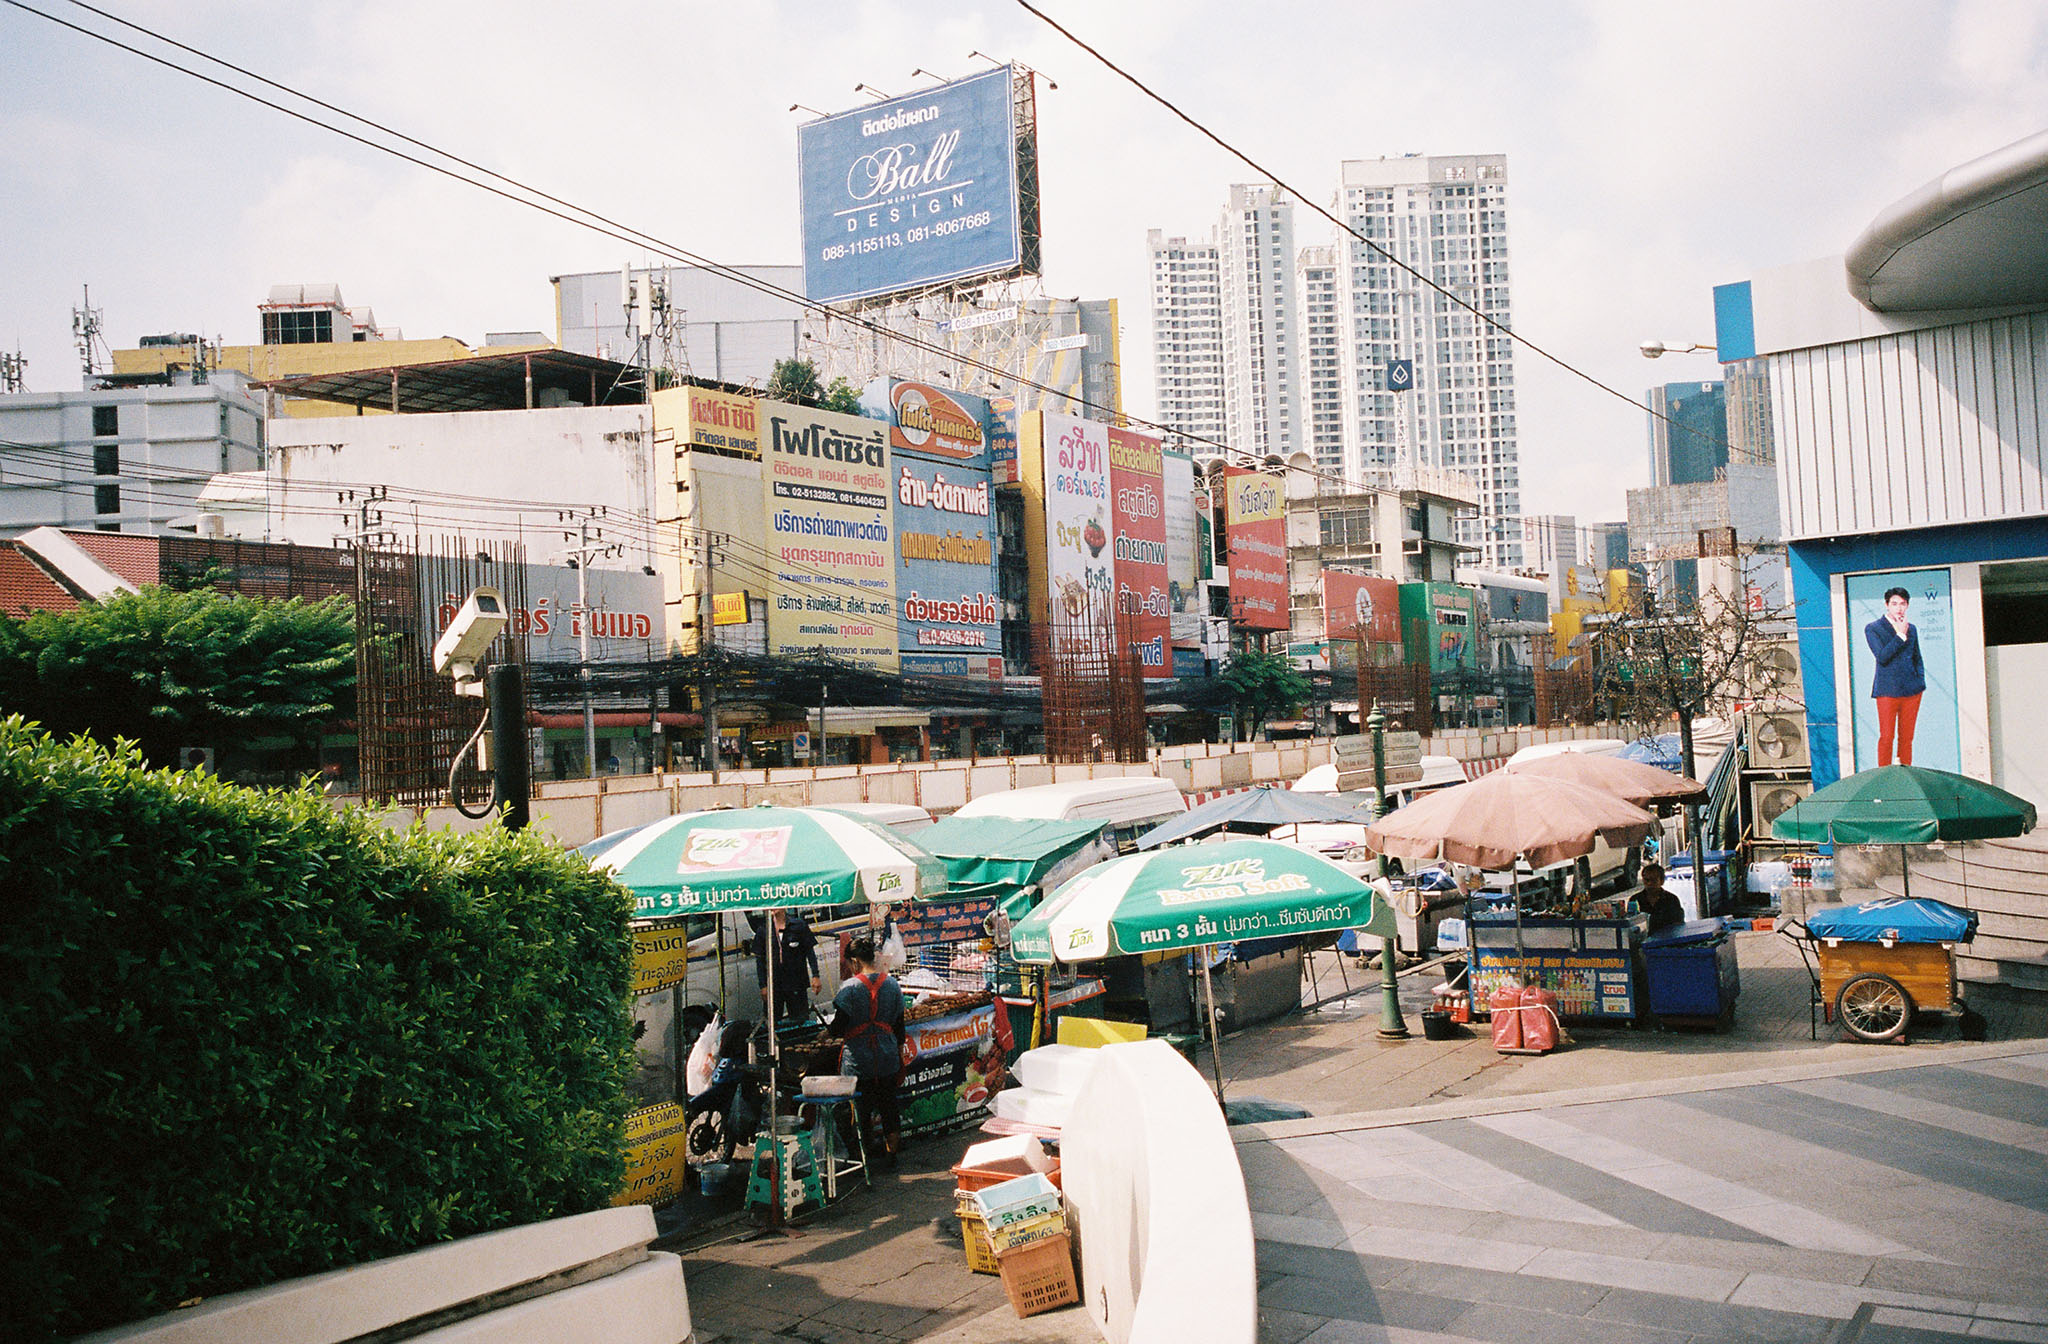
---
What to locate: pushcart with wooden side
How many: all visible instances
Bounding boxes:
[1780,897,1979,1044]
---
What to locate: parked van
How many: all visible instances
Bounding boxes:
[815,802,935,833]
[953,776,1187,853]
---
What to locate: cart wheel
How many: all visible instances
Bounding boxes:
[1837,974,1912,1043]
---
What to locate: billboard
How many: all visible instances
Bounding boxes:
[1163,450,1201,646]
[1322,571,1401,672]
[1400,582,1479,672]
[798,67,1025,305]
[679,387,760,458]
[985,394,1020,486]
[1224,467,1287,630]
[1109,427,1170,677]
[760,405,898,670]
[890,384,1002,682]
[1846,568,1959,772]
[1033,412,1111,620]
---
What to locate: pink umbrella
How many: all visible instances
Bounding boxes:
[1365,771,1658,870]
[1501,751,1707,808]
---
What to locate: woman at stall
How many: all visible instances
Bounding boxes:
[830,935,906,1170]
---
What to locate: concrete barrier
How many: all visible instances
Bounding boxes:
[76,1206,689,1344]
[1062,1041,1255,1344]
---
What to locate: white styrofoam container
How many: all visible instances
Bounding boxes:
[1013,1043,1104,1096]
[960,1134,1052,1175]
[992,1085,1075,1129]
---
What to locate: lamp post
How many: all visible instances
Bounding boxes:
[1368,703,1409,1040]
[1639,339,1717,359]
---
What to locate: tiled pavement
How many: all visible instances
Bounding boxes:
[1238,1047,2048,1344]
[675,931,2048,1342]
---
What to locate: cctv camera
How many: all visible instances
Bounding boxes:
[434,586,509,685]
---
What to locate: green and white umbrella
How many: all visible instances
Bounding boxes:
[1009,839,1394,1103]
[1011,838,1394,965]
[582,804,948,922]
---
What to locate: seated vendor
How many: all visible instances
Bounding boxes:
[1637,862,1683,934]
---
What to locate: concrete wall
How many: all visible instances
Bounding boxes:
[1063,1040,1256,1344]
[76,1207,689,1344]
[357,725,1638,847]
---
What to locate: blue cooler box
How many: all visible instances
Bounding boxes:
[1642,918,1739,1023]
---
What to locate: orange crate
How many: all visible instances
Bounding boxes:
[997,1231,1079,1318]
[954,1157,1061,1196]
[959,1213,1000,1275]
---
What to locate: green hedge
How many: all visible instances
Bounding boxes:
[0,719,635,1342]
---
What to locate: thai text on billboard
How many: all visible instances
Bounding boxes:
[760,405,899,671]
[1163,449,1200,646]
[1039,412,1111,624]
[1109,427,1170,678]
[985,394,1020,486]
[891,384,1001,682]
[682,388,760,457]
[1225,466,1287,629]
[798,67,1024,305]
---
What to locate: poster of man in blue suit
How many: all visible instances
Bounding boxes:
[1846,569,1958,772]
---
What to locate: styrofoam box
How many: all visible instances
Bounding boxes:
[992,1085,1075,1129]
[959,1134,1052,1176]
[1013,1044,1104,1097]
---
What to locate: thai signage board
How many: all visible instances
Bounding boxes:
[1109,427,1170,678]
[1225,466,1286,629]
[888,380,1001,681]
[678,388,761,458]
[1032,411,1112,622]
[1400,581,1479,672]
[760,406,898,670]
[1163,449,1201,646]
[1321,570,1402,672]
[798,67,1026,305]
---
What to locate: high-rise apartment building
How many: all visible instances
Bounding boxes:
[1144,230,1226,448]
[1335,154,1521,568]
[1297,246,1344,472]
[1218,185,1301,459]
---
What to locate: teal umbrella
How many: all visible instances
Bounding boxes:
[1011,839,1395,1102]
[1771,765,2036,845]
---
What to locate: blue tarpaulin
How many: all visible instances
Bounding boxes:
[1803,897,1977,945]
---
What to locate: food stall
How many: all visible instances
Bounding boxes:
[1464,892,1647,1023]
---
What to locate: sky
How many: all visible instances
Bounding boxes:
[3,0,2045,524]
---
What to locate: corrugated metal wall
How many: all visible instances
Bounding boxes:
[1770,310,2048,540]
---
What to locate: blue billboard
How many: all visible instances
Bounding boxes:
[798,67,1024,305]
[888,382,1002,681]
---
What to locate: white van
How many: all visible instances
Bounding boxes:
[815,802,935,833]
[953,776,1188,853]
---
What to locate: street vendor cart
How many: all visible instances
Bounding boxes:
[1782,897,1978,1043]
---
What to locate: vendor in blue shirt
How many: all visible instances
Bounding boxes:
[830,935,906,1170]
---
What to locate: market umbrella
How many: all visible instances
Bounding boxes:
[1364,771,1658,961]
[1134,786,1379,849]
[583,805,948,1220]
[1771,765,2036,901]
[1010,838,1394,1101]
[1502,750,1707,807]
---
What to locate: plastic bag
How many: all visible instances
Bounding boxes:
[881,928,908,973]
[685,1011,722,1097]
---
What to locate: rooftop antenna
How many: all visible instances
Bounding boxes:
[0,348,25,394]
[71,284,106,388]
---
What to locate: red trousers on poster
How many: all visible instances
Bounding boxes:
[1875,693,1922,765]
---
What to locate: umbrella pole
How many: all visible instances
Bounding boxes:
[765,926,782,1229]
[1200,948,1227,1107]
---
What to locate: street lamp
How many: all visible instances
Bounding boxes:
[1639,339,1717,359]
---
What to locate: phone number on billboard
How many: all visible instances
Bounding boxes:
[819,212,995,262]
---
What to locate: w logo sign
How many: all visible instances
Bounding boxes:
[1385,359,1414,392]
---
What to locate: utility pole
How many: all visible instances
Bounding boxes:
[1369,703,1410,1040]
[696,530,730,779]
[562,511,623,779]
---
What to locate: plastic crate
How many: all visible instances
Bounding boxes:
[959,1213,1000,1275]
[998,1231,1079,1318]
[973,1173,1062,1230]
[954,1157,1062,1197]
[987,1208,1067,1255]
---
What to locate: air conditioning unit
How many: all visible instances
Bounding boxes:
[1744,708,1810,770]
[1745,639,1802,703]
[1749,778,1813,833]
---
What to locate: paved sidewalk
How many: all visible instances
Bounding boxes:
[672,931,2048,1343]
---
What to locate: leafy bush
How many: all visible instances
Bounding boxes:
[0,720,634,1342]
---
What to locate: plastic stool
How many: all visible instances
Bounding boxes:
[744,1130,824,1216]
